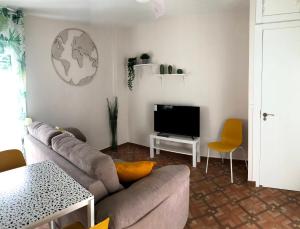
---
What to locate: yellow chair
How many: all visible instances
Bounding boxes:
[63,218,109,229]
[206,119,246,183]
[0,149,26,172]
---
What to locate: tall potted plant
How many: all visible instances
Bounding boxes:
[107,97,118,151]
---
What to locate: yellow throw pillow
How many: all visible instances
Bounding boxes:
[115,161,156,183]
[91,218,110,229]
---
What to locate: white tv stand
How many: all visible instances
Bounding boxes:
[150,133,201,167]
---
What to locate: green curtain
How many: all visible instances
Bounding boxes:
[0,8,26,150]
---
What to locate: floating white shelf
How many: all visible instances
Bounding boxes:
[134,63,157,69]
[154,74,188,77]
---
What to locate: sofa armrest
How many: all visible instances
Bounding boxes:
[95,165,190,229]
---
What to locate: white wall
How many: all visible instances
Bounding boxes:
[25,16,129,150]
[25,9,249,160]
[127,11,249,159]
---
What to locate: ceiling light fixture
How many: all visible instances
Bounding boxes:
[136,0,166,18]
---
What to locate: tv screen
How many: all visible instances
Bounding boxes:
[154,105,200,137]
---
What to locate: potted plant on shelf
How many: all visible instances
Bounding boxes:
[127,57,137,91]
[140,53,151,64]
[107,97,118,151]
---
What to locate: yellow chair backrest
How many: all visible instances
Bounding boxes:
[221,119,243,147]
[0,149,26,172]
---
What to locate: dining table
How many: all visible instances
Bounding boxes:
[0,161,94,229]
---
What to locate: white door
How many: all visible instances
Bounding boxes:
[256,0,300,23]
[260,23,300,191]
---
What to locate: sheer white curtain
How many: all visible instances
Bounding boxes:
[0,8,26,151]
[0,61,23,150]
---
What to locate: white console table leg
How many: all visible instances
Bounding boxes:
[150,135,154,158]
[197,140,201,163]
[192,143,197,168]
[156,139,160,155]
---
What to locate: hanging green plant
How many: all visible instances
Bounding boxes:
[127,57,137,91]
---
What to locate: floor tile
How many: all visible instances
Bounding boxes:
[239,196,267,215]
[256,210,293,229]
[103,143,300,229]
[215,203,248,228]
[205,191,230,208]
[188,215,221,229]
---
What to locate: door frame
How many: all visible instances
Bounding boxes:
[252,20,300,187]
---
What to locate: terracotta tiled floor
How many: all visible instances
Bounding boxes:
[103,143,300,229]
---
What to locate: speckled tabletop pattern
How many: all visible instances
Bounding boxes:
[0,161,93,229]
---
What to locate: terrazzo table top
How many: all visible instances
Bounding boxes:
[0,161,93,229]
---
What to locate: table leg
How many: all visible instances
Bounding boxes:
[197,140,201,163]
[50,221,55,229]
[156,139,160,155]
[192,143,197,168]
[150,136,154,158]
[87,198,95,228]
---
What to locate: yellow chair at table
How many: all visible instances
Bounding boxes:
[63,218,110,229]
[0,149,26,172]
[206,119,246,183]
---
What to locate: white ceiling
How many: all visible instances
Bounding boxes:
[0,0,249,26]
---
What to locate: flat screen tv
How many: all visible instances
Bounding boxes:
[154,104,200,137]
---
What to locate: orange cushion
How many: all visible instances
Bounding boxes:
[115,161,156,183]
[63,218,110,229]
[91,218,109,229]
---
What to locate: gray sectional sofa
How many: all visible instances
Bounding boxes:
[24,122,190,229]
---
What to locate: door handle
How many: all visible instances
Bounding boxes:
[262,112,275,121]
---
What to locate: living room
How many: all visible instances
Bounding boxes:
[0,0,299,229]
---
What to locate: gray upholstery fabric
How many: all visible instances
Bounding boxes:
[95,165,190,229]
[127,179,189,229]
[25,131,190,229]
[24,135,109,202]
[51,133,121,193]
[64,127,87,142]
[27,121,61,146]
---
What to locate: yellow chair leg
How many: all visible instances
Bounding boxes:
[230,151,233,183]
[206,148,210,173]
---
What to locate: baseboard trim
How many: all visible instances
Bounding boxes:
[101,142,131,151]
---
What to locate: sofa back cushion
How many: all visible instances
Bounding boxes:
[28,121,61,146]
[25,134,109,202]
[51,133,121,194]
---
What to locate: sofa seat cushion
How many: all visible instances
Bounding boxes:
[51,133,122,194]
[28,121,61,146]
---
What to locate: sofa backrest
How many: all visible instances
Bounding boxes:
[51,133,122,194]
[27,121,61,146]
[25,134,109,202]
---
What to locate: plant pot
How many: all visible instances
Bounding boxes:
[110,119,118,151]
[160,64,165,74]
[141,59,150,64]
[168,65,173,74]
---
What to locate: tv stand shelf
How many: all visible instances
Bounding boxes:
[150,133,200,167]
